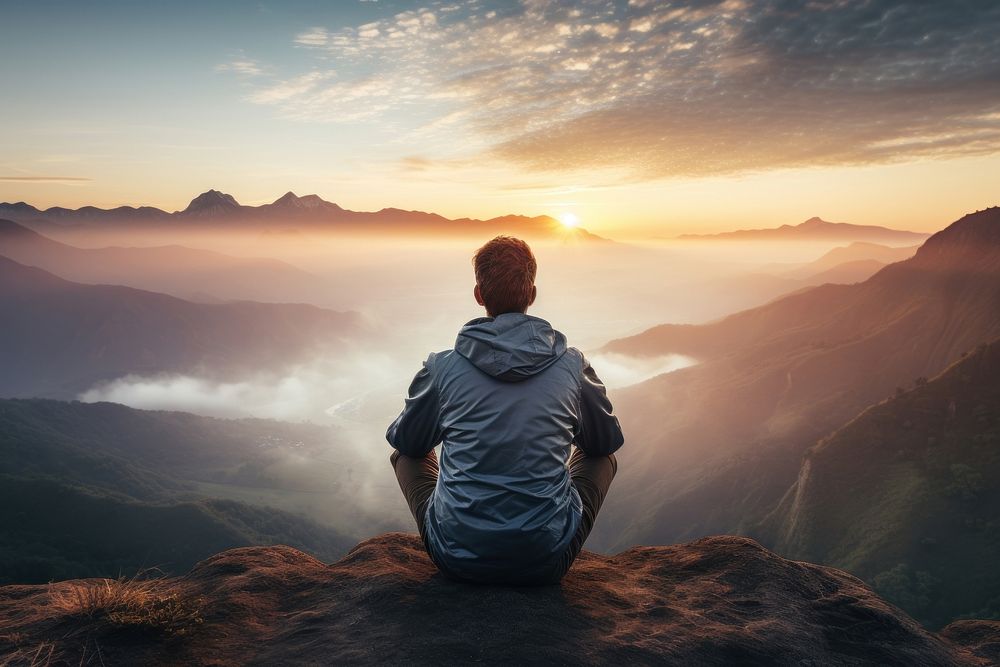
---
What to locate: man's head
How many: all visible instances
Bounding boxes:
[472,236,537,317]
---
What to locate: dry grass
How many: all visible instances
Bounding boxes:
[47,573,203,637]
[1,574,203,666]
[0,640,55,667]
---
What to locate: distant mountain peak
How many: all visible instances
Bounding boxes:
[930,206,1000,245]
[908,206,1000,270]
[274,191,300,205]
[182,189,241,215]
[0,201,38,212]
[799,216,830,227]
[269,191,336,211]
[676,216,929,243]
[298,194,328,207]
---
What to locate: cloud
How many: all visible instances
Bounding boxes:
[295,27,330,46]
[0,175,91,182]
[585,352,696,389]
[215,58,265,76]
[229,0,1000,178]
[78,351,407,422]
[398,155,434,172]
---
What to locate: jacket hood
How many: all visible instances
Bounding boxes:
[455,313,568,382]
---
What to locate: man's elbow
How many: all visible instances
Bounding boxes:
[385,423,411,456]
[579,430,624,457]
[387,429,431,459]
[609,428,624,454]
[600,418,625,455]
[603,430,624,456]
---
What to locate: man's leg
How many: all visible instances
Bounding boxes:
[552,447,617,580]
[390,449,439,546]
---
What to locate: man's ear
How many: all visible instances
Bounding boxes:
[529,285,537,306]
[474,284,485,307]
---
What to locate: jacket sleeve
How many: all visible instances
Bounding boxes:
[386,356,443,457]
[575,355,625,457]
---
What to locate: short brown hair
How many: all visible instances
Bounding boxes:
[473,236,537,315]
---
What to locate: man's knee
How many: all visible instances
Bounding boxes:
[572,450,617,480]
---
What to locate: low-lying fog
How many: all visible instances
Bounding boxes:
[70,230,908,541]
[77,233,858,422]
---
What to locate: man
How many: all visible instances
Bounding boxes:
[386,235,623,585]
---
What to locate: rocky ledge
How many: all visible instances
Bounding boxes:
[1,533,998,666]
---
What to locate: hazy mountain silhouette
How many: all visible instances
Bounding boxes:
[665,252,910,325]
[262,191,344,217]
[765,338,1000,628]
[180,189,242,217]
[0,218,323,303]
[677,216,929,244]
[0,201,170,225]
[0,257,362,398]
[0,398,358,585]
[4,532,996,665]
[783,241,920,279]
[597,207,1000,564]
[0,190,607,240]
[636,242,923,327]
[796,258,886,284]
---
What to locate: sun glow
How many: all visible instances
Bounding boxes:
[559,212,580,228]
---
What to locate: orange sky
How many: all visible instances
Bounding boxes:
[2,1,998,239]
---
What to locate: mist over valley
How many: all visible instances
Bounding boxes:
[2,191,999,630]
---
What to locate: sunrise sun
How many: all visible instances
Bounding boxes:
[559,212,580,228]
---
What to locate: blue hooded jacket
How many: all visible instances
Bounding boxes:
[386,312,624,584]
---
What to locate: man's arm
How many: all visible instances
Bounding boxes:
[575,357,625,457]
[386,355,443,458]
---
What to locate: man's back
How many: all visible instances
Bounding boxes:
[387,235,623,585]
[387,312,623,584]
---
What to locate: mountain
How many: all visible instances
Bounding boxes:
[783,241,920,279]
[0,478,352,587]
[0,256,361,398]
[800,258,888,284]
[261,191,344,217]
[0,218,323,302]
[0,398,365,585]
[0,202,170,224]
[766,338,1000,628]
[661,255,906,327]
[3,533,996,666]
[595,207,1000,559]
[0,218,325,303]
[646,242,923,328]
[180,189,242,217]
[0,190,607,240]
[677,216,930,244]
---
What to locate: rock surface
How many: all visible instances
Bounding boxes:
[1,533,997,666]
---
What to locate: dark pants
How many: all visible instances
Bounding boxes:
[390,447,617,582]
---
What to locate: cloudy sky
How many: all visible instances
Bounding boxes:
[2,0,999,236]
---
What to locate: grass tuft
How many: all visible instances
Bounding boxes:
[48,572,203,637]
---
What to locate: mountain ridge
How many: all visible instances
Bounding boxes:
[677,216,930,244]
[765,336,1000,628]
[0,190,606,240]
[0,217,323,303]
[592,206,1000,579]
[0,255,362,398]
[0,397,367,585]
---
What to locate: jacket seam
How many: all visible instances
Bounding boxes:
[427,351,448,420]
[573,348,585,448]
